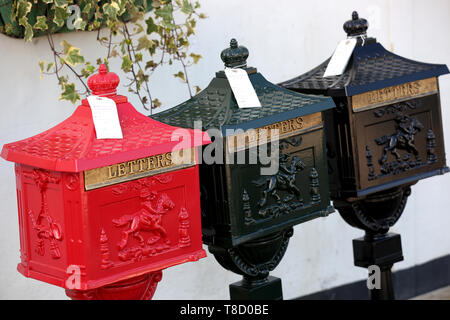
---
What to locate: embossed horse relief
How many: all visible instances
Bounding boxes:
[375,114,424,165]
[251,138,307,219]
[253,154,306,208]
[112,189,175,261]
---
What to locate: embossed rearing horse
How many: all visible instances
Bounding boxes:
[113,193,175,250]
[253,154,306,207]
[375,115,424,164]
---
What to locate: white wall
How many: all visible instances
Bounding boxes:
[0,0,449,300]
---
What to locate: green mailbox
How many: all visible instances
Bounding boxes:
[152,39,335,299]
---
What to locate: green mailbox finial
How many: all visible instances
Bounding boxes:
[220,38,249,68]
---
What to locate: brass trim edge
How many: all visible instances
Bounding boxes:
[226,113,323,153]
[84,149,196,190]
[351,77,438,113]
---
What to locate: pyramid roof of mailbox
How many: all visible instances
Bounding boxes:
[280,41,449,97]
[152,70,335,134]
[1,65,209,173]
[152,39,335,134]
[280,11,449,97]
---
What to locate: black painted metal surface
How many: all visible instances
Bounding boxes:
[280,12,449,97]
[280,11,449,199]
[279,10,449,300]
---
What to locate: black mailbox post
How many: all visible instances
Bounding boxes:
[153,39,336,299]
[280,12,449,299]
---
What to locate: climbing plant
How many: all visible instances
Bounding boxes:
[0,0,205,113]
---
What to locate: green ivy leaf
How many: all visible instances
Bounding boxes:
[18,17,33,42]
[65,47,85,66]
[54,6,69,27]
[59,83,80,103]
[46,62,55,72]
[33,16,48,31]
[181,0,193,14]
[15,1,32,20]
[155,5,173,24]
[135,53,143,62]
[145,60,157,70]
[189,53,202,64]
[61,40,73,55]
[38,61,45,73]
[82,3,92,15]
[136,35,153,50]
[121,55,132,72]
[54,0,68,8]
[58,75,69,86]
[152,98,162,108]
[103,2,120,19]
[173,71,185,82]
[5,23,13,35]
[81,64,95,78]
[73,18,87,30]
[145,17,158,34]
[117,0,127,15]
[151,1,162,9]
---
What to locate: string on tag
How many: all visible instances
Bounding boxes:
[228,63,247,69]
[348,34,367,46]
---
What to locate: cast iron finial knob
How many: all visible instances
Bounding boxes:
[343,11,368,37]
[220,38,249,68]
[87,64,120,96]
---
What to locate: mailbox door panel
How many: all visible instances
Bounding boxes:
[227,129,331,246]
[353,94,447,193]
[83,166,205,289]
[15,165,69,286]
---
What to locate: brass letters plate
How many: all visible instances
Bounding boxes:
[227,112,323,153]
[352,77,438,112]
[84,148,196,190]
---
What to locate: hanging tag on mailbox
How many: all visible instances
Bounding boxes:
[225,67,261,108]
[323,38,357,77]
[87,95,123,139]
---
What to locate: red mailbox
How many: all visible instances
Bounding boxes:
[1,65,210,300]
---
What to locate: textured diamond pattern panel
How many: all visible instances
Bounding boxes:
[280,42,448,94]
[2,102,203,171]
[152,72,330,130]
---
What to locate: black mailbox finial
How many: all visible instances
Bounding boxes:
[343,11,369,37]
[220,38,249,68]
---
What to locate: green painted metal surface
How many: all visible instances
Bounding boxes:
[152,39,336,247]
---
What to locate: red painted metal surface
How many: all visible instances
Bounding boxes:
[66,271,163,300]
[1,65,210,299]
[1,66,210,172]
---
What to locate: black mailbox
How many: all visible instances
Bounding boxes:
[280,11,449,299]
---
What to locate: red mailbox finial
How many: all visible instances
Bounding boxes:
[87,64,120,96]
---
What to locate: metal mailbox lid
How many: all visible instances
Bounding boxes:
[152,39,335,133]
[1,65,210,173]
[280,12,449,97]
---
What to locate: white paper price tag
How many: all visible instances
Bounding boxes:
[323,38,357,77]
[87,96,123,139]
[224,68,261,108]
